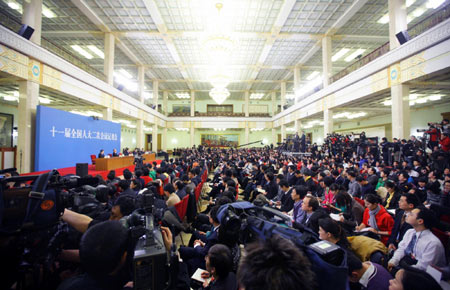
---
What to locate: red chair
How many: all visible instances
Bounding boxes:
[175,195,189,221]
[108,154,112,157]
[90,155,96,165]
[195,183,202,203]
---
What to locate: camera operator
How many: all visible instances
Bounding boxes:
[380,137,391,165]
[439,130,450,152]
[425,124,440,149]
[57,221,183,290]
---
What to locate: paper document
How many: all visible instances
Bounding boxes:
[329,213,341,221]
[192,268,211,284]
[355,227,372,232]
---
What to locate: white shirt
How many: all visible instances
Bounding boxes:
[389,228,446,270]
[359,262,375,288]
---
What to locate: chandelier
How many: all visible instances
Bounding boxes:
[205,1,234,104]
[209,87,230,105]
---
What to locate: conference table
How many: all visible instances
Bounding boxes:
[94,153,156,171]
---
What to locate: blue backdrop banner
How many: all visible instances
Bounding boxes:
[35,105,121,171]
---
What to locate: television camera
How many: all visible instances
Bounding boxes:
[0,169,167,290]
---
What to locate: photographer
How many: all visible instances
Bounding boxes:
[425,125,440,149]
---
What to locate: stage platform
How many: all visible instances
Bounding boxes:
[21,159,163,180]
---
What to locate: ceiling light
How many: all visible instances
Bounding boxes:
[428,94,442,101]
[383,100,392,106]
[410,101,415,106]
[250,93,264,99]
[87,45,104,59]
[38,97,51,104]
[427,0,445,9]
[144,127,153,131]
[175,128,189,131]
[415,98,427,104]
[127,124,136,129]
[306,71,320,81]
[3,95,18,101]
[345,49,366,62]
[333,112,350,119]
[409,94,420,100]
[119,69,133,79]
[175,92,190,99]
[407,15,413,23]
[7,1,20,10]
[286,127,296,132]
[42,6,56,18]
[71,45,93,59]
[347,112,367,119]
[412,7,426,17]
[214,128,227,131]
[378,14,389,24]
[13,91,19,97]
[407,0,416,7]
[332,48,350,62]
[171,138,178,144]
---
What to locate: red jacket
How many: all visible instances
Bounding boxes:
[362,205,394,245]
[440,136,450,152]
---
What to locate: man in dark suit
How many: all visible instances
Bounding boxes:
[98,149,105,158]
[300,195,328,234]
[179,205,220,276]
[387,193,419,251]
[286,165,297,186]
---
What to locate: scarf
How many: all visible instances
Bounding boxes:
[368,205,381,231]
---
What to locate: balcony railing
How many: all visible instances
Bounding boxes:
[0,10,106,82]
[331,4,450,84]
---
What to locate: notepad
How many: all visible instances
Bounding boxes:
[192,268,212,284]
[329,213,341,221]
[355,227,372,232]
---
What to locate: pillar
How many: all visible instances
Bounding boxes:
[271,91,276,116]
[281,124,286,142]
[244,91,249,117]
[138,66,145,103]
[104,33,115,85]
[245,123,249,145]
[294,119,301,134]
[162,128,167,150]
[280,82,286,111]
[102,107,112,121]
[152,124,158,152]
[136,120,144,150]
[17,81,39,173]
[190,122,195,148]
[153,80,159,109]
[389,0,407,50]
[322,36,332,87]
[294,66,301,100]
[22,0,42,45]
[272,128,277,146]
[163,91,168,115]
[391,84,410,139]
[324,108,334,138]
[190,90,195,117]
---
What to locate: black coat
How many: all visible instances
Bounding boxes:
[387,209,412,247]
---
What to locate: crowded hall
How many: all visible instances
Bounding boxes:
[1,0,450,289]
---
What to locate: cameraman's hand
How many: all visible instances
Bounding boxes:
[161,226,173,252]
